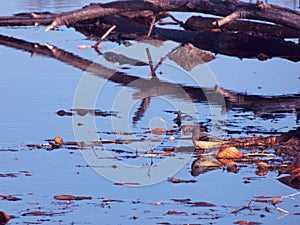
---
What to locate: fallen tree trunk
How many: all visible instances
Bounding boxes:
[73,15,300,61]
[0,0,300,32]
[44,0,300,31]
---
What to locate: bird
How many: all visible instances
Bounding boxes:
[182,125,224,149]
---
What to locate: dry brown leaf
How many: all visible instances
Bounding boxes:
[256,161,268,169]
[216,146,244,159]
[256,169,268,176]
[54,136,64,145]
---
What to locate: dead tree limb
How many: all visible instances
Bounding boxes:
[184,16,300,38]
[41,0,300,31]
[73,15,300,62]
[2,1,298,31]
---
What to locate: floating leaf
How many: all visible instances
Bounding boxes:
[234,220,262,224]
[151,128,167,135]
[253,198,282,204]
[54,195,92,200]
[0,194,22,201]
[56,110,73,116]
[170,198,191,203]
[256,161,268,169]
[166,210,188,215]
[102,199,124,203]
[216,147,244,159]
[187,201,216,207]
[114,182,140,186]
[0,173,17,178]
[21,211,63,216]
[54,136,64,145]
[168,177,197,184]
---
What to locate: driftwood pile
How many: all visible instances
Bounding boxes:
[0,0,300,61]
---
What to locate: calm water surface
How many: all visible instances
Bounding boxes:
[0,1,299,224]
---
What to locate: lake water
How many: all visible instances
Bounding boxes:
[0,1,299,224]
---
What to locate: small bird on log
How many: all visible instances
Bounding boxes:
[182,125,223,149]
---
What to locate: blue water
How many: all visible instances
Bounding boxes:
[0,1,299,224]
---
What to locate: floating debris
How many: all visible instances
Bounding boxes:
[0,194,22,201]
[216,147,244,159]
[168,177,197,184]
[54,195,92,200]
[0,211,10,224]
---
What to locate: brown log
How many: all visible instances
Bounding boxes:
[42,0,300,31]
[2,1,298,32]
[73,15,300,62]
[185,16,300,38]
[0,12,57,26]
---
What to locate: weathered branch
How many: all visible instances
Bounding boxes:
[73,15,300,61]
[41,0,300,31]
[212,9,249,27]
[185,16,300,38]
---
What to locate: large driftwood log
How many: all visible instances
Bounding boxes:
[0,0,299,62]
[0,0,300,32]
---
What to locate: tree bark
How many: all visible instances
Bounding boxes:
[43,0,300,31]
[0,0,300,32]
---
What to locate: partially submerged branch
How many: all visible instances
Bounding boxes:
[1,0,300,32]
[43,0,300,31]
